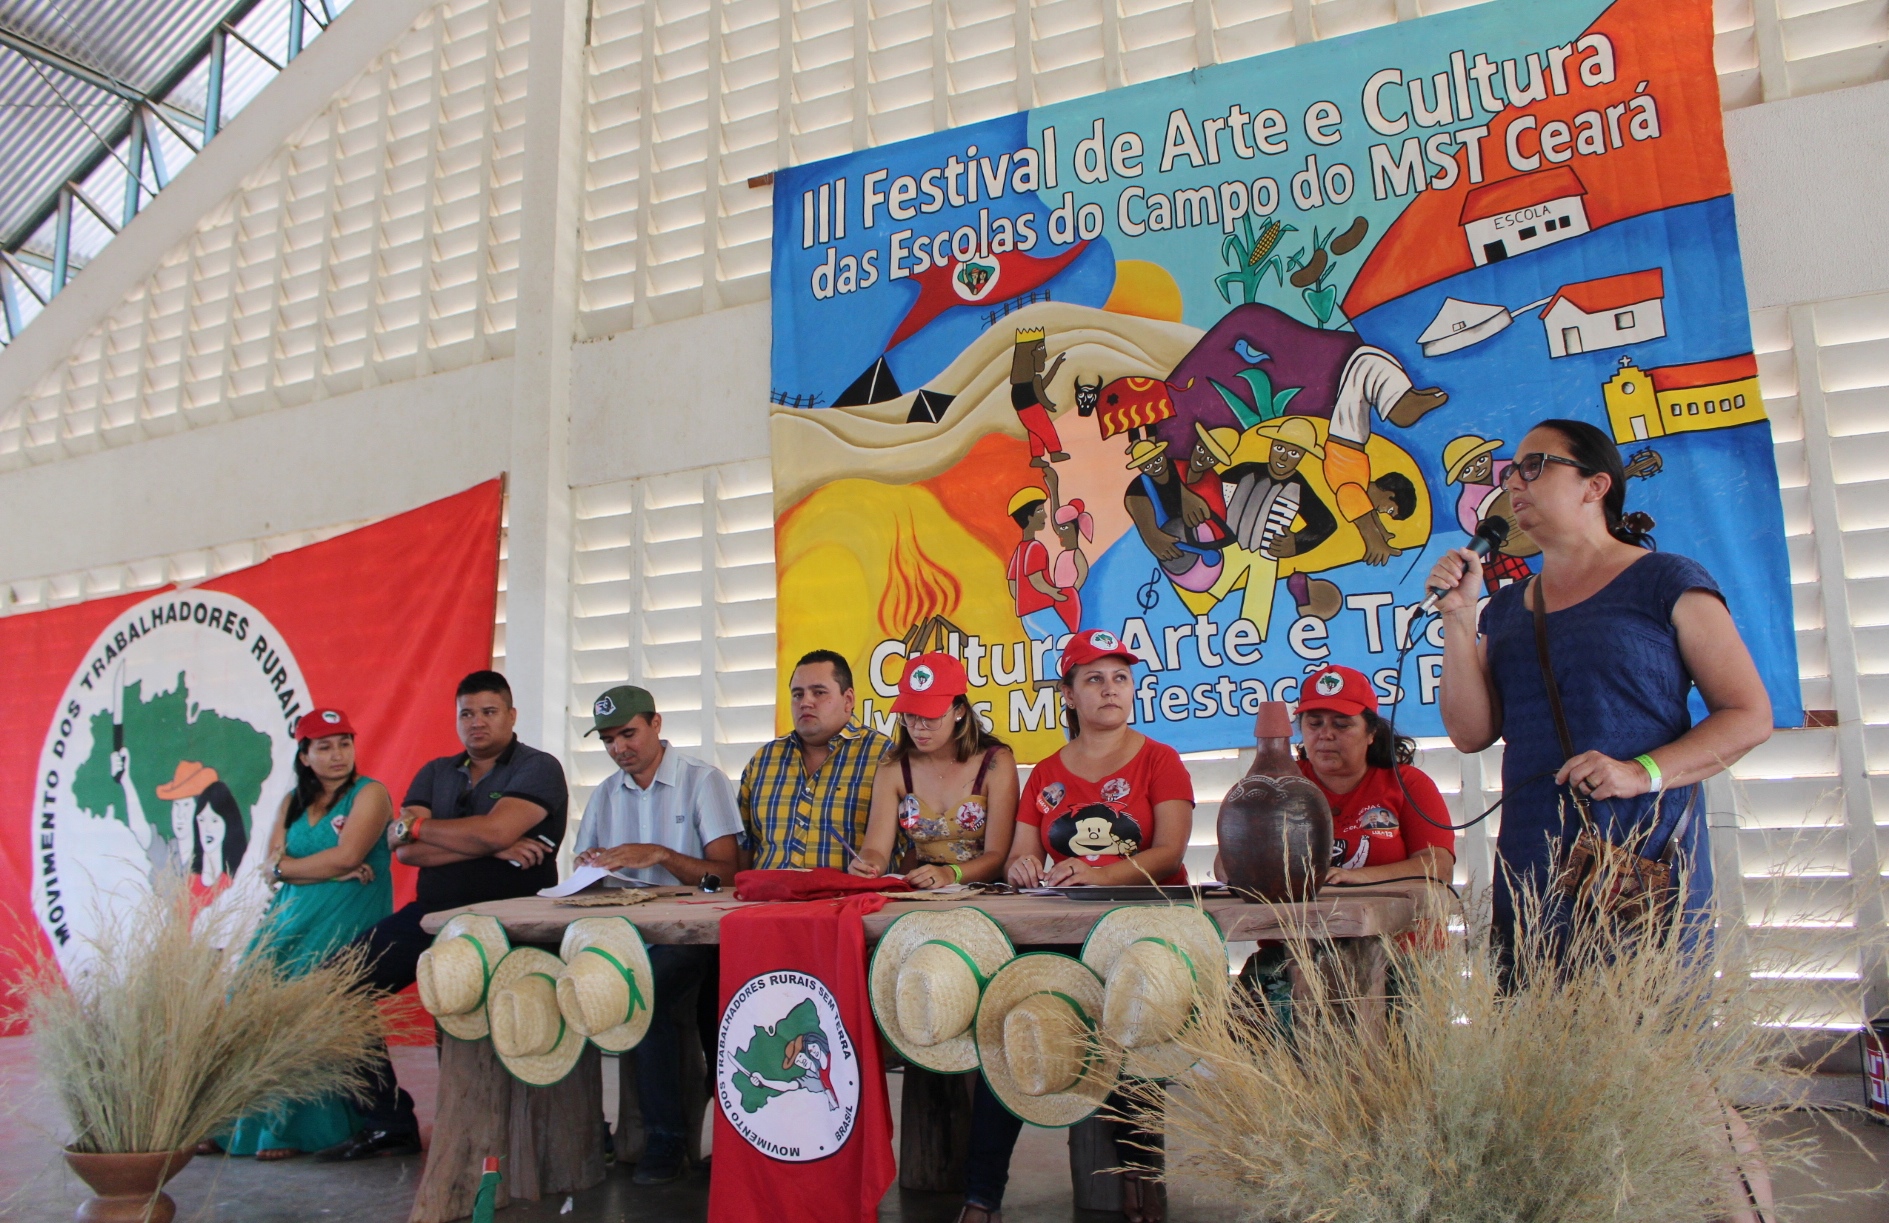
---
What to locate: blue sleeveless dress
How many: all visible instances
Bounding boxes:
[223,778,392,1155]
[1478,553,1720,937]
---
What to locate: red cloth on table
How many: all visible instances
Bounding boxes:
[709,895,895,1223]
[732,867,912,902]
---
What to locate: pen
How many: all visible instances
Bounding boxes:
[820,821,865,866]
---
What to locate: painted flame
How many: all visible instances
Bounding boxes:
[877,511,963,636]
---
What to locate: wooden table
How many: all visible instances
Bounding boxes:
[410,882,1437,1222]
[420,883,1430,945]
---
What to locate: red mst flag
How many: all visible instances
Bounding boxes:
[0,481,501,1019]
[710,895,897,1223]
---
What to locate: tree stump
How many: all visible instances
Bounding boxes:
[1334,936,1392,1047]
[408,1035,606,1223]
[1067,1115,1122,1212]
[410,1034,515,1223]
[508,1043,606,1202]
[897,1067,975,1191]
[612,976,712,1166]
[1068,1103,1165,1211]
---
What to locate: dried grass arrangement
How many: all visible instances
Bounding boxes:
[1124,884,1833,1223]
[12,875,389,1155]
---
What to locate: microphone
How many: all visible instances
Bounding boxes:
[1420,517,1511,614]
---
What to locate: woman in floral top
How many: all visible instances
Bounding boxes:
[849,652,1018,889]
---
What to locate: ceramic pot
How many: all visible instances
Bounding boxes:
[1216,703,1332,901]
[63,1148,194,1223]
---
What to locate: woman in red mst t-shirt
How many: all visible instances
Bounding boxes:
[1293,664,1455,884]
[1006,629,1196,888]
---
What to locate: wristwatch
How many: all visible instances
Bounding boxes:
[271,862,284,883]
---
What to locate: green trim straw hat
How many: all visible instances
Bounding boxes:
[557,917,657,1054]
[869,909,1014,1073]
[415,914,510,1041]
[1081,905,1227,1080]
[973,953,1121,1128]
[489,947,587,1086]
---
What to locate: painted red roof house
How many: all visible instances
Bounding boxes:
[1461,166,1591,267]
[1542,268,1666,357]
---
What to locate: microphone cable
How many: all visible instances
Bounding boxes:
[1373,600,1559,834]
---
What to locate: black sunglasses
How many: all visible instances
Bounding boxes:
[1498,452,1592,484]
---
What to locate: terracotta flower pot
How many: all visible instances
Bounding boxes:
[62,1148,195,1223]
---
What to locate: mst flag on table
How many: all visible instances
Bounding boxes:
[0,481,502,1001]
[711,895,896,1223]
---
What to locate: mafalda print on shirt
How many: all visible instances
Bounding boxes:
[1047,800,1143,864]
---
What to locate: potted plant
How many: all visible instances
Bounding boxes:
[14,877,387,1223]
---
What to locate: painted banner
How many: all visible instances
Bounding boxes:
[769,0,1799,759]
[0,482,502,997]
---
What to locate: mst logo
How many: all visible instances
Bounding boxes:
[717,970,861,1161]
[34,590,306,968]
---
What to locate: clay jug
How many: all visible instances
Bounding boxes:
[1216,702,1332,901]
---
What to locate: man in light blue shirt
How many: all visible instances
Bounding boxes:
[573,689,742,886]
[572,685,740,1184]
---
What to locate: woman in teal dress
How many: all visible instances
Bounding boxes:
[218,708,394,1161]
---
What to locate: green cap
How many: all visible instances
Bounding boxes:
[585,685,657,734]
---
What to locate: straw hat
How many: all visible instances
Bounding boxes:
[488,947,587,1086]
[974,953,1121,1127]
[415,914,510,1041]
[1007,487,1049,517]
[1081,906,1227,1080]
[1124,438,1169,470]
[1254,415,1325,459]
[1442,434,1503,484]
[869,909,1014,1073]
[557,917,656,1054]
[1193,420,1233,466]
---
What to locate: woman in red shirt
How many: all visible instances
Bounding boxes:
[1231,664,1454,1043]
[958,629,1192,1223]
[1005,628,1196,889]
[1294,663,1455,884]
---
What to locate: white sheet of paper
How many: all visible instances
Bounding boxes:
[537,864,653,898]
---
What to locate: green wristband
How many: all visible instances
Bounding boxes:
[1635,754,1663,794]
[948,863,963,883]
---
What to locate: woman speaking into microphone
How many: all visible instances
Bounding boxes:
[1426,419,1772,953]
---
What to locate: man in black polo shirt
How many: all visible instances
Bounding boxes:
[317,670,568,1161]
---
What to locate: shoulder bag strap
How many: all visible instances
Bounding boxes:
[1531,576,1578,763]
[1534,576,1608,831]
[900,754,914,797]
[1648,784,1699,864]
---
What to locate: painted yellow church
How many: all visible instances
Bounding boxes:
[1601,353,1766,443]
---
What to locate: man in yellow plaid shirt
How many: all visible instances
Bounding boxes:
[737,649,891,871]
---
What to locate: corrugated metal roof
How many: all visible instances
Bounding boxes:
[0,0,290,255]
[0,0,345,336]
[2,0,235,92]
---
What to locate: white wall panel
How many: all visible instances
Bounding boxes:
[566,0,1884,341]
[566,301,771,486]
[566,459,776,830]
[0,358,512,583]
[0,0,528,470]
